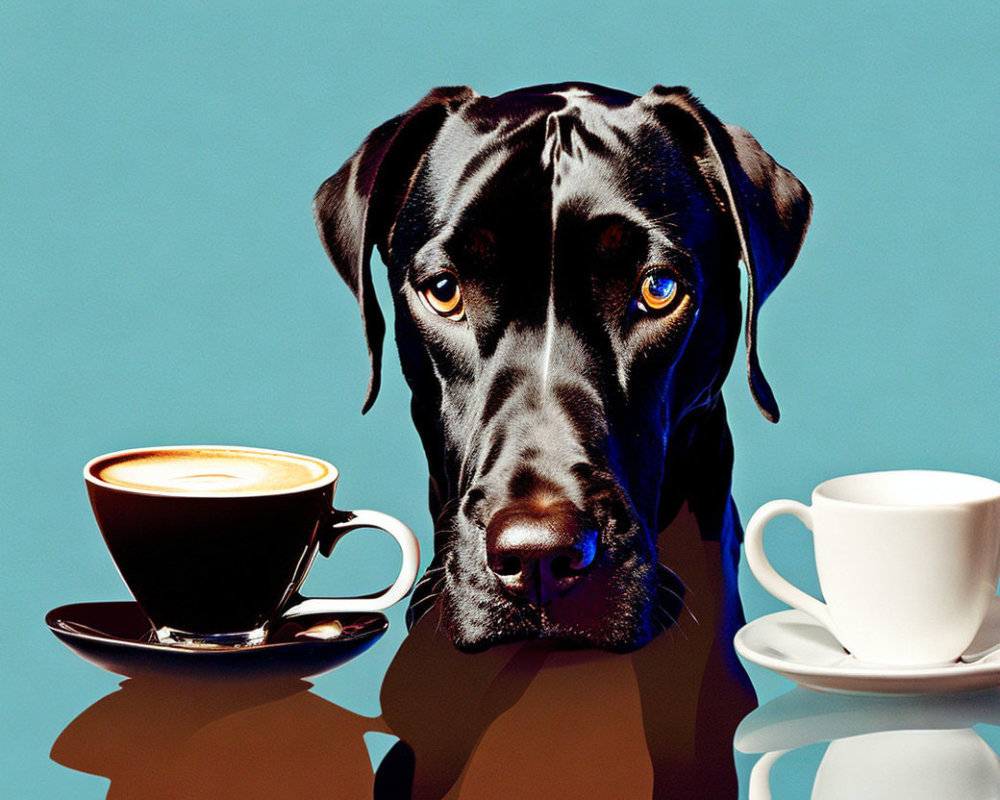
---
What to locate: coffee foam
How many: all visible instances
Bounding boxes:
[93,448,331,495]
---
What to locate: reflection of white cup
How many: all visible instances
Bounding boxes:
[745,470,1000,666]
[812,729,1000,800]
[748,729,1000,800]
[738,688,1000,800]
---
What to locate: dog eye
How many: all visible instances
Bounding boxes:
[420,272,466,320]
[637,274,680,313]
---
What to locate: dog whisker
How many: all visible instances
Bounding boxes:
[652,603,680,623]
[435,496,462,527]
[652,609,688,641]
[658,581,680,599]
[411,578,444,601]
[656,582,684,601]
[412,569,447,597]
[409,591,441,614]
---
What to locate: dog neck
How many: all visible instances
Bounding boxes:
[655,396,736,541]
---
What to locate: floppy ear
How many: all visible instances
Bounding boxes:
[642,86,813,423]
[314,86,477,413]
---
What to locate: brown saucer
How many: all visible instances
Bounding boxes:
[46,601,388,679]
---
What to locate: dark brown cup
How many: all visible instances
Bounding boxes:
[85,446,420,647]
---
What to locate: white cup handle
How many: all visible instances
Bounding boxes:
[282,509,420,617]
[747,750,789,800]
[744,500,836,635]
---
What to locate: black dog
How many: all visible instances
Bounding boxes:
[314,82,810,655]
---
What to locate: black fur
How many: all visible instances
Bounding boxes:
[315,82,811,653]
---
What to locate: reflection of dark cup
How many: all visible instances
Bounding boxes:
[50,676,386,799]
[85,445,419,647]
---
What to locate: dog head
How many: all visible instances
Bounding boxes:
[315,83,810,652]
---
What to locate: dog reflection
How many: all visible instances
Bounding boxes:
[376,505,754,799]
[51,676,384,799]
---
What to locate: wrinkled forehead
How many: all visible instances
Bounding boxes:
[418,88,708,234]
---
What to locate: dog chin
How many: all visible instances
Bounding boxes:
[436,562,684,654]
[446,620,655,655]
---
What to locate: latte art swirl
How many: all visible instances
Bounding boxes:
[94,448,331,495]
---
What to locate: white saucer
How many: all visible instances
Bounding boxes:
[735,597,1000,695]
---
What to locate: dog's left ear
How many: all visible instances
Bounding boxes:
[314,86,477,413]
[642,86,813,423]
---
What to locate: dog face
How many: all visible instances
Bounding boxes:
[315,83,810,652]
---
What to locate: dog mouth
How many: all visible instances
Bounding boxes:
[408,518,686,653]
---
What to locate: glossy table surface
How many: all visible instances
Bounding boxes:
[23,597,1000,798]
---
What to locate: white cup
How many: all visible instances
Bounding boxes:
[744,470,1000,666]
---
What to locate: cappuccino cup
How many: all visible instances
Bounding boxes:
[745,470,1000,666]
[85,445,420,647]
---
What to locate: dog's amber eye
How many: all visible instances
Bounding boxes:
[638,274,679,313]
[421,272,465,320]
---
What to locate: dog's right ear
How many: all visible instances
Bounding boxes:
[314,86,476,413]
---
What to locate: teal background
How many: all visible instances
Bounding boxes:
[2,1,997,796]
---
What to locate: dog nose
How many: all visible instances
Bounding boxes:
[485,502,598,607]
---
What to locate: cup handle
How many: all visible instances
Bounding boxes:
[281,509,421,618]
[744,500,836,635]
[747,749,789,800]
